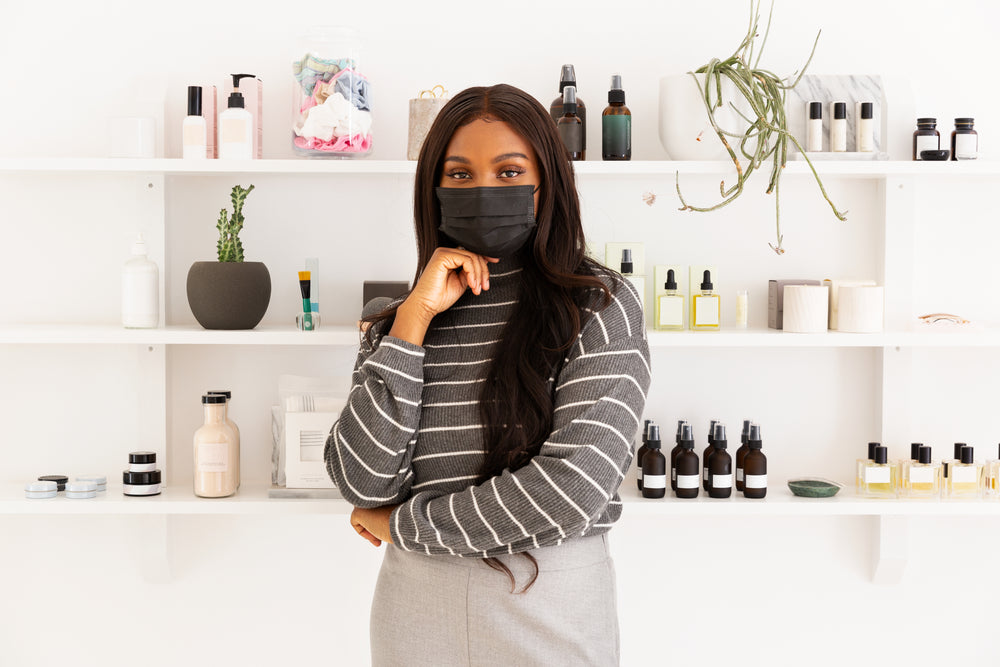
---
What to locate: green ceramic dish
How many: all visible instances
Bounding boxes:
[787,478,843,498]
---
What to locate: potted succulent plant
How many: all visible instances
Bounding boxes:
[186,184,271,329]
[659,0,847,254]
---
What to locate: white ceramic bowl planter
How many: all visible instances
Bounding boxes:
[658,73,759,161]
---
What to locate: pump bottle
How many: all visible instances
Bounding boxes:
[601,74,630,160]
[674,424,699,499]
[557,85,585,160]
[707,423,733,498]
[641,425,667,498]
[219,74,254,159]
[550,65,586,152]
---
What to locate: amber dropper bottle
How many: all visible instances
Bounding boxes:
[641,425,667,499]
[735,418,752,492]
[702,420,719,492]
[674,424,699,499]
[636,419,652,491]
[742,423,767,499]
[670,419,687,491]
[707,423,733,499]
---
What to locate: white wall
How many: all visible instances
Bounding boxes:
[3,1,1000,665]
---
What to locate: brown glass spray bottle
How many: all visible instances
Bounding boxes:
[635,419,652,491]
[742,423,767,499]
[669,419,687,491]
[707,423,733,499]
[641,425,667,499]
[735,418,752,492]
[702,419,719,492]
[674,423,699,499]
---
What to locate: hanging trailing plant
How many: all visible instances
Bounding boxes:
[674,0,847,255]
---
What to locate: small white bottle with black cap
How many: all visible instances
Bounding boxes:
[857,102,874,152]
[219,75,254,159]
[830,101,847,152]
[707,423,733,498]
[182,85,207,159]
[806,101,823,152]
[619,249,645,313]
[640,425,667,498]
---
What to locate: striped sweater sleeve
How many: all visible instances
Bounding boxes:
[389,276,650,557]
[323,331,425,508]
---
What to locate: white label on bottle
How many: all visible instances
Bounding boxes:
[909,466,936,484]
[658,296,683,327]
[865,466,890,484]
[952,466,978,484]
[736,467,744,483]
[915,134,938,158]
[644,475,667,489]
[712,474,733,489]
[745,474,767,489]
[198,442,229,473]
[677,475,699,489]
[694,295,720,326]
[955,134,978,159]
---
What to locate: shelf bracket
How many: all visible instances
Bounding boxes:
[871,515,908,585]
[125,514,174,584]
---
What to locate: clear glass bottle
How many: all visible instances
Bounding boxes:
[654,269,684,331]
[904,445,941,498]
[619,249,645,314]
[943,442,965,485]
[856,441,880,493]
[193,394,238,498]
[950,118,978,161]
[292,26,372,159]
[735,289,748,329]
[987,443,1000,499]
[947,445,983,499]
[912,118,940,160]
[899,442,922,494]
[691,270,720,330]
[862,446,896,498]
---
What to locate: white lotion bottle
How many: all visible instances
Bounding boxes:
[830,101,847,152]
[121,234,159,329]
[806,102,823,152]
[219,86,253,159]
[182,86,207,159]
[857,102,874,152]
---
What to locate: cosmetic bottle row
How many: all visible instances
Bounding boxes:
[636,418,767,499]
[912,117,978,161]
[552,65,632,161]
[856,441,1000,499]
[182,74,263,160]
[803,100,875,153]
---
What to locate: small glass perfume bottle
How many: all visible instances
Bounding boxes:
[947,445,983,499]
[943,442,966,485]
[904,445,941,499]
[620,249,645,314]
[986,443,1000,499]
[654,269,684,331]
[862,446,896,498]
[856,441,880,492]
[691,270,720,330]
[899,442,922,494]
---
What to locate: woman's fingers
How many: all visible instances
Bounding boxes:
[351,509,383,547]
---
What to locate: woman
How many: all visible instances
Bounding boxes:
[324,83,650,666]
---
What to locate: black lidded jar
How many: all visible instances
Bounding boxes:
[707,423,733,499]
[912,118,940,160]
[641,425,667,499]
[742,423,767,499]
[951,118,978,160]
[674,424,699,499]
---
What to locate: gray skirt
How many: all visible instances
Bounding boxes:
[370,533,620,666]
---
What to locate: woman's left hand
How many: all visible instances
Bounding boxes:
[350,505,398,547]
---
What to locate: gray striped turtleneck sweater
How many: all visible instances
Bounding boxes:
[324,255,651,558]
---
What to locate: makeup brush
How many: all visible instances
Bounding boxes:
[298,271,313,331]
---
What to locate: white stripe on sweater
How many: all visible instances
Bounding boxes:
[490,476,530,538]
[411,450,483,462]
[556,373,646,397]
[471,485,503,546]
[419,424,484,433]
[425,378,488,387]
[561,459,611,499]
[580,348,651,375]
[510,474,566,539]
[332,427,404,503]
[424,358,491,367]
[531,460,590,522]
[361,359,422,383]
[411,474,479,489]
[337,431,399,479]
[347,401,401,456]
[451,299,518,310]
[582,308,610,345]
[424,338,501,349]
[571,418,631,449]
[423,399,480,408]
[611,292,632,337]
[542,443,625,478]
[426,507,456,555]
[380,341,425,357]
[364,380,417,433]
[449,494,483,556]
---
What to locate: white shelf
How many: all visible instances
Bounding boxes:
[2,157,999,178]
[2,324,998,348]
[1,483,352,515]
[5,480,997,517]
[0,324,362,346]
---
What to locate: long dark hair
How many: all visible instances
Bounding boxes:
[364,84,612,593]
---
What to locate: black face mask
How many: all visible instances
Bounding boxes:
[435,185,537,257]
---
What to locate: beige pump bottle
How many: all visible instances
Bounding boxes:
[194,394,238,498]
[208,390,240,489]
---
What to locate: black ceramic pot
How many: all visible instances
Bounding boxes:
[187,261,271,330]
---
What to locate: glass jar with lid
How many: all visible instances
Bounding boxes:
[912,118,939,161]
[951,118,978,161]
[291,26,372,158]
